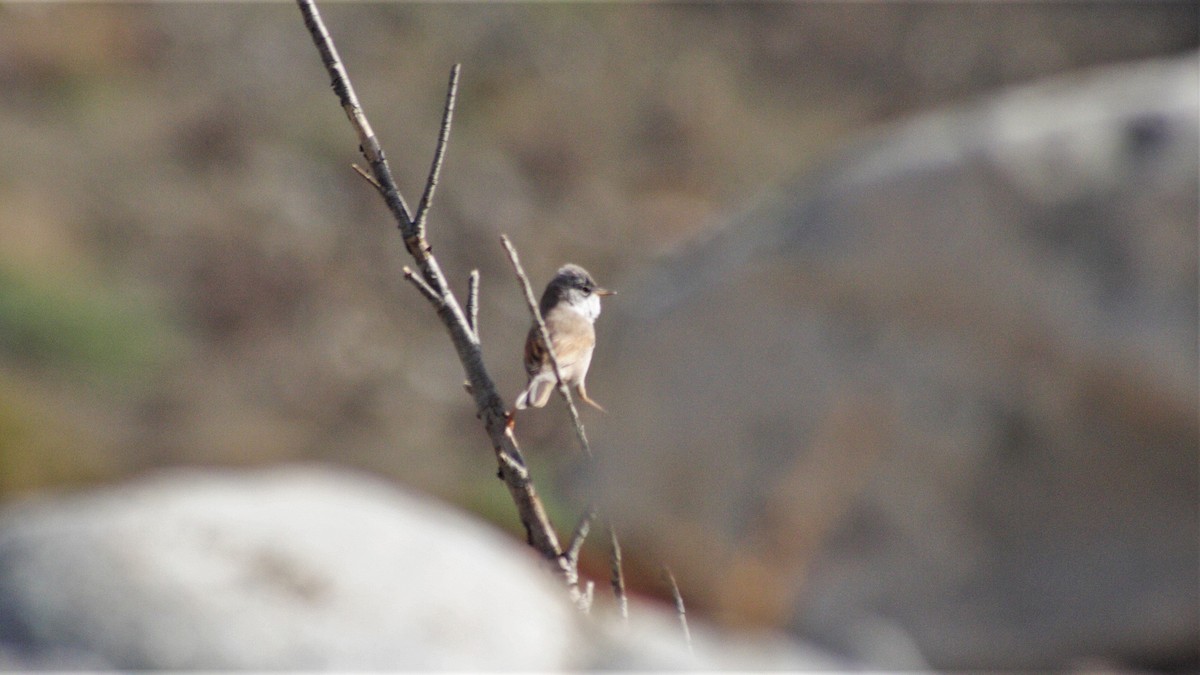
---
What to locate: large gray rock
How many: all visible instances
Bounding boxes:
[589,54,1198,669]
[0,466,580,670]
[0,465,845,670]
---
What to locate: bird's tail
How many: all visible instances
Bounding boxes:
[515,374,556,409]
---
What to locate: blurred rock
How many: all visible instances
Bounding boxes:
[589,53,1198,669]
[0,465,580,670]
[0,465,846,671]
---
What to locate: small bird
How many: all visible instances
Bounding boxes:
[515,264,614,412]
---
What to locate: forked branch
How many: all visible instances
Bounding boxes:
[297,0,647,621]
[297,0,575,590]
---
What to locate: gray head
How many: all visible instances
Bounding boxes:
[539,264,614,320]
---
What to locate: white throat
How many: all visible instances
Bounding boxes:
[566,293,602,323]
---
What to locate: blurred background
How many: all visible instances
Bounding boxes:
[0,3,1195,670]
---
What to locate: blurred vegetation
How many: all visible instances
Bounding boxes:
[0,264,177,381]
[0,263,182,495]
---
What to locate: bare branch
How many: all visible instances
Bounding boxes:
[662,566,693,654]
[581,580,595,614]
[296,0,413,231]
[561,504,599,611]
[501,234,620,604]
[297,0,576,590]
[466,269,480,338]
[609,525,628,620]
[402,266,443,306]
[500,234,593,460]
[414,64,460,234]
[352,163,383,191]
[564,504,597,569]
[495,450,564,560]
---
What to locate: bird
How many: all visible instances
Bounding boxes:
[515,264,614,412]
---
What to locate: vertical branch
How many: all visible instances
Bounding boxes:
[502,235,630,611]
[499,234,593,459]
[466,269,481,338]
[580,580,595,614]
[502,235,602,601]
[564,504,597,569]
[560,504,595,610]
[662,566,693,654]
[609,524,629,620]
[414,64,460,234]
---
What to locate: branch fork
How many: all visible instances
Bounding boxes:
[297,0,570,584]
[296,0,670,623]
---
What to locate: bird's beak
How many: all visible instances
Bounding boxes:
[596,288,616,297]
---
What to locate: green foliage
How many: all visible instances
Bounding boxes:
[0,264,182,495]
[0,264,177,382]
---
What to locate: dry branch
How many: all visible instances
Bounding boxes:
[500,235,593,460]
[296,0,575,588]
[503,235,621,604]
[402,266,442,306]
[565,504,597,570]
[662,566,693,654]
[466,269,481,337]
[414,64,459,232]
[609,525,629,620]
[501,235,643,613]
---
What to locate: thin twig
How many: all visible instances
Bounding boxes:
[297,0,574,587]
[609,524,628,620]
[402,266,443,306]
[352,163,382,191]
[466,269,480,338]
[562,504,599,610]
[662,565,693,654]
[499,234,593,460]
[414,64,460,234]
[564,504,597,568]
[500,235,622,609]
[581,580,595,614]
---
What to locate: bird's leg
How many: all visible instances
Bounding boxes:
[575,382,607,413]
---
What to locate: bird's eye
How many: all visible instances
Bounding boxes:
[582,284,593,295]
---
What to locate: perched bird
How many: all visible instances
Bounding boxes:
[515,264,614,412]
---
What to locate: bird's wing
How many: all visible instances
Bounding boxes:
[524,324,545,377]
